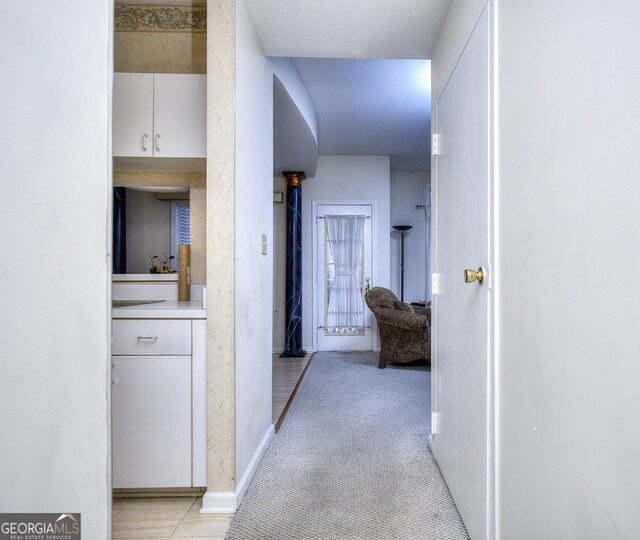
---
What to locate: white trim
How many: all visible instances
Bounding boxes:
[113,273,178,282]
[235,424,275,505]
[191,319,207,487]
[490,1,500,538]
[200,424,275,513]
[200,491,237,514]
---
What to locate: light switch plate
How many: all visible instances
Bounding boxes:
[261,234,267,255]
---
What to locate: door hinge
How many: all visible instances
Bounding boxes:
[431,273,441,295]
[431,412,440,435]
[432,134,443,156]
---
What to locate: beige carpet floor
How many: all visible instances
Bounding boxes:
[226,351,469,540]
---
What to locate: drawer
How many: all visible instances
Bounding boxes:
[113,319,191,355]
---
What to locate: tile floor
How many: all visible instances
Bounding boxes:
[112,497,232,539]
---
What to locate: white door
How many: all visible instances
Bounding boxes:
[153,74,206,158]
[432,6,493,540]
[112,73,154,157]
[314,203,373,351]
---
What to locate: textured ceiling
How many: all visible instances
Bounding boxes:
[292,58,431,171]
[243,0,451,59]
[118,0,441,171]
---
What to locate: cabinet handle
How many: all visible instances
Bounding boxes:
[137,336,158,342]
[142,133,149,152]
[155,134,161,152]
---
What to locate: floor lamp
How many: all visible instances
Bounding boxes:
[393,225,413,302]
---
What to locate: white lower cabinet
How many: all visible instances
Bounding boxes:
[112,355,191,488]
[112,318,207,489]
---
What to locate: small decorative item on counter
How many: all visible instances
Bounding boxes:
[147,253,176,273]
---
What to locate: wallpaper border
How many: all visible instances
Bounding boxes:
[115,5,206,32]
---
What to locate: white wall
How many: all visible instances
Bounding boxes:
[435,0,640,537]
[271,57,318,144]
[496,1,640,538]
[126,190,172,273]
[272,176,288,351]
[0,1,111,537]
[234,0,274,490]
[298,155,391,351]
[390,171,430,302]
[431,0,487,100]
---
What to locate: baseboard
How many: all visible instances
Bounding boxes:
[200,490,237,514]
[200,424,275,513]
[428,433,435,454]
[236,424,275,505]
[272,348,284,354]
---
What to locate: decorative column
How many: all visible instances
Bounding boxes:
[281,171,307,358]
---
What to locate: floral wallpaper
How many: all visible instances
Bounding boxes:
[114,5,206,73]
[115,5,206,32]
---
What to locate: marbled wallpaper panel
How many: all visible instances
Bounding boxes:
[114,5,206,74]
[205,0,236,493]
[189,174,206,284]
[115,32,206,74]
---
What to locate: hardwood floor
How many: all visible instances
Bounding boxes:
[272,352,313,430]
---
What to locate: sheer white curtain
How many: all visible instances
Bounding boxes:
[326,216,365,328]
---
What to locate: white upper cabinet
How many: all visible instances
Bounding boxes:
[154,74,206,158]
[113,73,154,157]
[113,73,206,159]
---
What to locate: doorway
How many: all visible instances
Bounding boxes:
[313,202,375,352]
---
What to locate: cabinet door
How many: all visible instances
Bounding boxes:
[153,74,206,158]
[113,73,154,157]
[112,355,191,488]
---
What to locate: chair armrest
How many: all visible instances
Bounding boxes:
[376,309,429,332]
[411,305,431,324]
[411,305,429,316]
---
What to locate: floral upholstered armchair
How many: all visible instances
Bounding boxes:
[364,287,431,369]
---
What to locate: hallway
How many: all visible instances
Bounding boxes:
[227,351,468,539]
[110,352,467,539]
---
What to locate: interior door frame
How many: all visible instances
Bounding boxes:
[311,200,378,352]
[430,3,497,539]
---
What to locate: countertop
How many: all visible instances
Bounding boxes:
[112,300,206,319]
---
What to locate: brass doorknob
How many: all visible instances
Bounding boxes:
[464,267,485,285]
